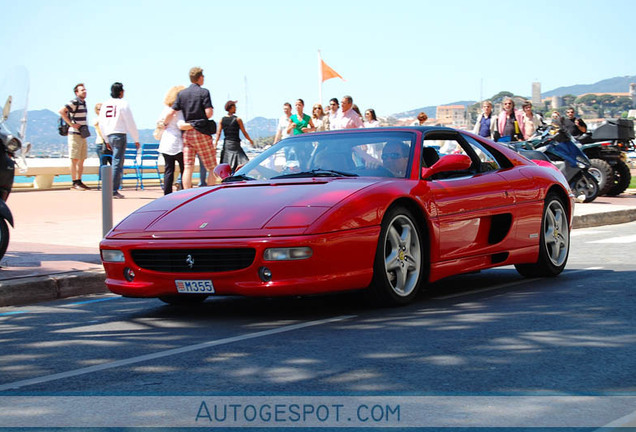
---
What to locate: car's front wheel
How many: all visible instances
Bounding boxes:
[515,193,570,278]
[369,207,425,305]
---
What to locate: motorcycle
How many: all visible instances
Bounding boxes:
[509,124,599,203]
[0,67,30,262]
[577,119,633,196]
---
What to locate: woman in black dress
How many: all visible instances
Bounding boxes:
[215,100,253,172]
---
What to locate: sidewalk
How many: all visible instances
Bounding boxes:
[1,185,636,307]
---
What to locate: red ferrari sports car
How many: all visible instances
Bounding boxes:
[100,127,574,305]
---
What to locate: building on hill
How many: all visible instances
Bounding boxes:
[532,82,541,106]
[436,105,466,128]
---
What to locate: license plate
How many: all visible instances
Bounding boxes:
[175,280,215,294]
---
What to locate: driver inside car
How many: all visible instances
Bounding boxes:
[381,141,410,177]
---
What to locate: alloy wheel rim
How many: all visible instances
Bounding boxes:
[544,200,569,267]
[384,215,421,297]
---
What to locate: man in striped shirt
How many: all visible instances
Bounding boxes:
[59,83,90,190]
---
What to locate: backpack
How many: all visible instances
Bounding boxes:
[58,116,70,136]
[58,99,80,136]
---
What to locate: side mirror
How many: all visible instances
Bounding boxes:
[421,154,472,179]
[213,163,232,180]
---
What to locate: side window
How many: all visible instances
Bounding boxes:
[423,135,472,179]
[462,135,501,172]
[423,132,501,178]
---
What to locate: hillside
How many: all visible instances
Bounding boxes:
[542,75,636,98]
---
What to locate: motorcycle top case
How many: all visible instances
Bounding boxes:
[592,119,635,141]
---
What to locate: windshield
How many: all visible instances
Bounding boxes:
[230,130,416,182]
[0,66,30,140]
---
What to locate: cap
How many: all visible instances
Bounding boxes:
[225,100,238,111]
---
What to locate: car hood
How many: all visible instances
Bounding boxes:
[108,178,380,239]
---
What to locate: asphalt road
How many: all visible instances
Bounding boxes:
[1,221,636,429]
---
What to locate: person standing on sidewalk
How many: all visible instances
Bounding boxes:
[273,102,292,144]
[165,67,216,189]
[98,82,140,199]
[215,100,253,172]
[59,83,91,190]
[331,95,363,130]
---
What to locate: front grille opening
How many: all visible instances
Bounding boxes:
[131,248,256,273]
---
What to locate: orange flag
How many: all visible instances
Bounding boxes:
[320,58,344,82]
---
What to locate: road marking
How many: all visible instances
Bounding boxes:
[0,314,355,391]
[588,234,636,244]
[433,267,602,300]
[595,407,636,430]
[62,297,120,307]
[0,296,119,316]
[0,310,30,317]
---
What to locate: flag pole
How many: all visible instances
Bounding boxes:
[318,50,323,106]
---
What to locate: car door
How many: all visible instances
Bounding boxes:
[422,131,516,261]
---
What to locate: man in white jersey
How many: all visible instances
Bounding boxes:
[98,82,140,199]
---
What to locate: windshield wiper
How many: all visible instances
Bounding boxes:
[271,169,358,179]
[222,173,255,183]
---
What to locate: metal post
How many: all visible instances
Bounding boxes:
[101,165,113,237]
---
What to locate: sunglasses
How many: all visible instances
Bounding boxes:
[382,152,403,160]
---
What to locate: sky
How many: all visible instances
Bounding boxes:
[2,0,636,130]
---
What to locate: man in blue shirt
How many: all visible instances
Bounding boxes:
[472,100,497,140]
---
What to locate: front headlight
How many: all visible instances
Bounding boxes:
[101,249,125,262]
[263,247,313,261]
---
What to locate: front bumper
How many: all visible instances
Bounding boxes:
[100,227,380,298]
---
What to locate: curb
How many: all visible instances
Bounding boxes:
[1,210,636,308]
[572,208,636,229]
[0,269,108,307]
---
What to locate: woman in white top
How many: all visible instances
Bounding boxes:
[364,108,381,128]
[157,85,186,195]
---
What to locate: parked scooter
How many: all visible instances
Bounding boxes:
[510,124,599,203]
[0,68,30,262]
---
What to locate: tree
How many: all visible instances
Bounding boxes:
[490,91,515,105]
[562,94,576,106]
[576,94,598,105]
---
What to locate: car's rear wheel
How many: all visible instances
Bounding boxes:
[369,207,425,305]
[159,294,208,305]
[515,193,570,278]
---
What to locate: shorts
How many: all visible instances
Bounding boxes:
[183,129,216,169]
[68,133,87,160]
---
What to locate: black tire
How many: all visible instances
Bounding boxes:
[0,218,9,262]
[571,171,599,203]
[515,193,570,278]
[159,294,208,305]
[606,160,632,196]
[368,207,426,306]
[588,158,613,196]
